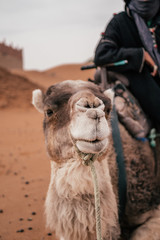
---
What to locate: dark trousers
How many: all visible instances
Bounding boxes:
[125,67,160,130]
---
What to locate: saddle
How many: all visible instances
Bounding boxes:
[114,81,151,139]
[93,69,151,139]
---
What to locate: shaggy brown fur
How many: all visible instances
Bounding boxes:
[32,80,160,240]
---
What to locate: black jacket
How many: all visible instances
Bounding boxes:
[94,11,160,126]
[94,11,160,74]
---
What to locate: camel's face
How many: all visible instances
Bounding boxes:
[69,89,111,154]
[32,80,113,159]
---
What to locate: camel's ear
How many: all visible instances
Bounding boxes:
[32,89,44,113]
[103,89,114,106]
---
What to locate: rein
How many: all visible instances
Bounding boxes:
[75,148,102,240]
[111,104,127,220]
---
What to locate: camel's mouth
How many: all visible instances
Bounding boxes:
[75,138,108,154]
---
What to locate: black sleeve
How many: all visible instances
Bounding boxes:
[94,15,144,73]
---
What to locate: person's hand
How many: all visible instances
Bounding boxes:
[144,50,158,77]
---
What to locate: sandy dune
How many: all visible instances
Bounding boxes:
[12,63,95,89]
[0,64,95,240]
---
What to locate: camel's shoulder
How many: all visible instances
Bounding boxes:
[118,124,160,218]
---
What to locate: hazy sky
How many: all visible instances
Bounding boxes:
[0,0,124,70]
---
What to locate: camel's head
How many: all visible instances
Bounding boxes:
[32,80,114,162]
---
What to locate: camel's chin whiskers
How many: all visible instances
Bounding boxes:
[75,138,108,154]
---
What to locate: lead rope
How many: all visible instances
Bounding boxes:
[89,160,102,240]
[80,152,102,240]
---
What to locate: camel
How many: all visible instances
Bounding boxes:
[32,79,160,240]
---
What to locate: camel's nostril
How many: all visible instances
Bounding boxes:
[84,102,93,108]
[94,97,103,108]
[76,97,105,112]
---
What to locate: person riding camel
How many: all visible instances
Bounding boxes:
[94,0,160,134]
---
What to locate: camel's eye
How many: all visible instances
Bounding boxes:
[47,109,53,117]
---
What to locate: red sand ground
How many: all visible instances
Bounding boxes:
[0,64,95,240]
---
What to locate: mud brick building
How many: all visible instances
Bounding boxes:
[0,42,23,70]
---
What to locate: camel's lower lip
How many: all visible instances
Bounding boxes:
[75,138,108,154]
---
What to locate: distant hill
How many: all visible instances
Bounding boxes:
[0,67,42,109]
[1,63,95,109]
[12,63,95,89]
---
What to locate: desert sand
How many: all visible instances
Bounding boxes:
[0,64,95,240]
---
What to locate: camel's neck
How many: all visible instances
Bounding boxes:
[50,156,117,200]
[46,156,120,240]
